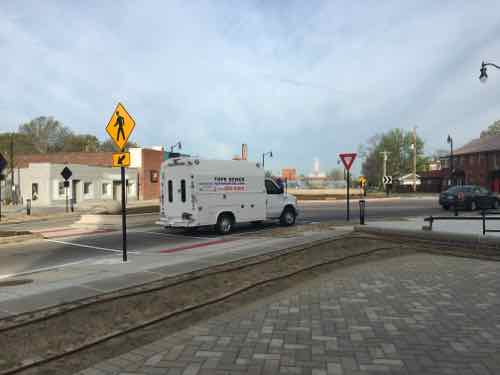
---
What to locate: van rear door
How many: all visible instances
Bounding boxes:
[164,169,192,219]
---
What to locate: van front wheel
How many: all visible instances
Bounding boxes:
[280,208,296,226]
[216,214,234,235]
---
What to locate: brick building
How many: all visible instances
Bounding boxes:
[281,168,297,181]
[14,148,164,201]
[441,133,500,192]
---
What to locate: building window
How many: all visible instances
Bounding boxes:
[127,182,136,196]
[102,183,110,196]
[58,182,66,196]
[150,170,159,183]
[32,183,39,200]
[181,179,186,202]
[83,182,92,196]
[168,180,173,202]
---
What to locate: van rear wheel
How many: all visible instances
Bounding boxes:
[216,214,234,235]
[280,208,296,226]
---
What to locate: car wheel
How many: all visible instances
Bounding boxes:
[280,207,296,226]
[442,205,449,210]
[216,214,234,235]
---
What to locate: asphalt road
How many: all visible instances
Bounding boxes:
[0,197,442,279]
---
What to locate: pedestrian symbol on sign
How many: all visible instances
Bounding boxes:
[114,111,126,142]
[105,102,136,151]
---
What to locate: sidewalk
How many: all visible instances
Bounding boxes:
[0,199,159,225]
[74,248,500,375]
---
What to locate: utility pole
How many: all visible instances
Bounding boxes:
[10,133,15,205]
[380,151,390,195]
[413,126,417,193]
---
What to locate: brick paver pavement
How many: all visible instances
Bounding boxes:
[76,253,500,375]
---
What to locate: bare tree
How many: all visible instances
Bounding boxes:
[18,116,71,153]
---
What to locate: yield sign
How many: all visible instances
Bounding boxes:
[339,153,357,171]
[106,102,136,151]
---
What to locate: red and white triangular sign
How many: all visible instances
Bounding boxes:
[339,153,357,171]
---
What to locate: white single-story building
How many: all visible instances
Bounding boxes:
[19,163,138,207]
[398,173,421,186]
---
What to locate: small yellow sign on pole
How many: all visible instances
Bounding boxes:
[112,152,131,167]
[106,102,136,151]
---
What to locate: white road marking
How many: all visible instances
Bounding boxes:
[0,259,93,280]
[130,229,213,240]
[45,239,141,254]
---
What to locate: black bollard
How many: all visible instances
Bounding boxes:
[26,198,31,216]
[482,209,486,235]
[359,199,366,225]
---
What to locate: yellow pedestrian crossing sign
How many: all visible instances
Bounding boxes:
[112,152,131,167]
[106,102,136,151]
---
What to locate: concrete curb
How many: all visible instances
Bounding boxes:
[354,225,500,253]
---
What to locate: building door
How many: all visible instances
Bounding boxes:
[72,180,80,204]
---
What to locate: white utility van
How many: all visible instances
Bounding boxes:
[158,158,299,234]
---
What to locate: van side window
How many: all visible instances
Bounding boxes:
[265,179,281,195]
[181,180,186,202]
[168,180,173,202]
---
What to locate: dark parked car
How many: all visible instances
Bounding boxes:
[439,185,499,211]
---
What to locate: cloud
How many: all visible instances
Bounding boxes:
[1,1,500,175]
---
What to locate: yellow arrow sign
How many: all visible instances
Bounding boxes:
[112,152,131,167]
[106,102,136,151]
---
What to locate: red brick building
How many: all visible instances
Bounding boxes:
[282,168,297,181]
[441,134,500,192]
[15,148,164,200]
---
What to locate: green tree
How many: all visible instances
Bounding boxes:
[62,134,100,152]
[360,129,425,187]
[481,120,500,137]
[98,139,139,152]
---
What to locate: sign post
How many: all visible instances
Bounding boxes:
[339,153,357,221]
[106,102,136,262]
[61,167,73,213]
[0,153,8,222]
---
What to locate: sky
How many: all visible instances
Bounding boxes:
[2,1,500,175]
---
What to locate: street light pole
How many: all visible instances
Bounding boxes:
[447,135,453,186]
[262,151,273,169]
[412,126,417,193]
[169,141,182,153]
[479,61,500,83]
